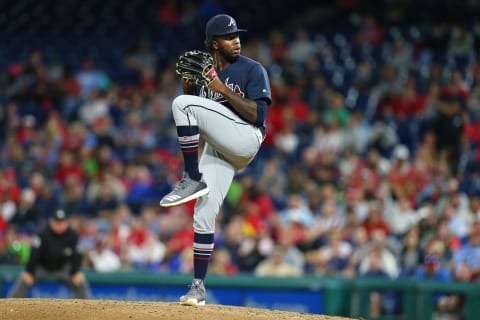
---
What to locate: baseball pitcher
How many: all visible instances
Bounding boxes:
[159,14,271,306]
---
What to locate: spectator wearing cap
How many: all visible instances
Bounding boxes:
[8,208,91,299]
[415,254,451,281]
[414,253,461,317]
[388,144,429,208]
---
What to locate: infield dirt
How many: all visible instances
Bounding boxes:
[0,298,358,320]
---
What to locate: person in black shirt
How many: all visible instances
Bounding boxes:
[8,208,91,298]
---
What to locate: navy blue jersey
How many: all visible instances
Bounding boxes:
[196,55,271,127]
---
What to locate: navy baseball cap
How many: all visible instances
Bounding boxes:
[51,208,68,221]
[206,14,247,39]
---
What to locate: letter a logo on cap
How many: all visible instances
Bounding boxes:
[228,17,235,27]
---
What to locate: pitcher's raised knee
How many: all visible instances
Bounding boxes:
[172,95,190,112]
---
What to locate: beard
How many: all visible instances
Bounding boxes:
[218,46,239,63]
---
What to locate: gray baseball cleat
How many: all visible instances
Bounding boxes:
[160,173,209,207]
[180,278,206,306]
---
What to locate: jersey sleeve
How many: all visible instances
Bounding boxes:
[245,63,271,105]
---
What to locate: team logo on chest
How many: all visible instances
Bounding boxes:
[199,77,244,103]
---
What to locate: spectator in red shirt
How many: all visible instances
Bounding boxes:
[361,201,390,241]
[55,150,84,186]
[388,144,428,208]
[0,168,21,204]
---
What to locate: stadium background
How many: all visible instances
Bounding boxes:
[1,0,480,319]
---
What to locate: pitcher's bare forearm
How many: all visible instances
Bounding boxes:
[208,79,257,122]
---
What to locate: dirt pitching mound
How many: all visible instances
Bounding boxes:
[0,298,357,320]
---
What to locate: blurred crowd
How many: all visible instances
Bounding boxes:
[1,3,480,305]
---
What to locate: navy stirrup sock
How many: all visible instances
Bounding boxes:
[177,125,201,181]
[193,232,214,280]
